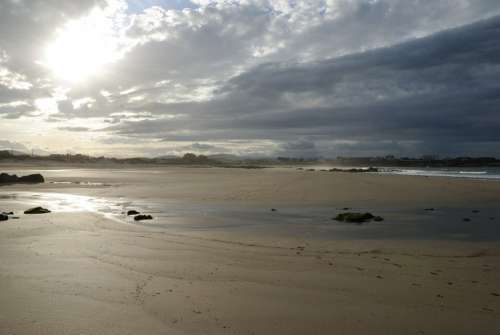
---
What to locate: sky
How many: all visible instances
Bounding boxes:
[1,0,500,158]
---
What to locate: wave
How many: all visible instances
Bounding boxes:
[381,168,500,180]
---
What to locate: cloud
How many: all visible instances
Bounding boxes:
[2,0,500,156]
[106,15,500,156]
[189,142,217,151]
[57,126,92,132]
[0,139,29,152]
[276,140,320,158]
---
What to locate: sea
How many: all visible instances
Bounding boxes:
[307,166,500,180]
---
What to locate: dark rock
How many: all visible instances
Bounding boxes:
[127,210,140,216]
[0,214,8,221]
[329,167,379,173]
[424,208,435,211]
[472,210,480,213]
[24,207,51,214]
[333,212,382,223]
[0,173,44,184]
[463,218,471,222]
[1,211,13,215]
[0,173,18,183]
[18,174,44,183]
[373,216,384,222]
[134,214,153,221]
[271,208,277,212]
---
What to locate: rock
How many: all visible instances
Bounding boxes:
[333,212,382,223]
[0,173,44,184]
[0,173,18,183]
[329,167,378,173]
[18,174,44,183]
[1,211,13,215]
[134,214,153,221]
[424,208,435,211]
[271,208,277,212]
[0,214,8,221]
[463,218,471,222]
[24,207,51,214]
[127,210,140,216]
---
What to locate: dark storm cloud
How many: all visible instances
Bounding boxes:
[108,14,500,156]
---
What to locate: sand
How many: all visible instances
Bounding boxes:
[1,166,500,334]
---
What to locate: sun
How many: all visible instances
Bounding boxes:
[44,7,123,83]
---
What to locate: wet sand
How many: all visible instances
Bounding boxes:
[1,166,500,334]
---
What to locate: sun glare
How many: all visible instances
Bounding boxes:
[44,7,123,83]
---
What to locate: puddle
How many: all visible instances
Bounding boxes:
[1,191,500,241]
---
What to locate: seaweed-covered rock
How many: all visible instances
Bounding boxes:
[0,214,8,221]
[0,173,44,184]
[329,167,379,173]
[134,214,153,221]
[24,207,51,214]
[0,173,18,183]
[127,210,140,216]
[18,174,44,183]
[333,212,383,224]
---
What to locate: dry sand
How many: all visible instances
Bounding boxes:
[1,166,500,334]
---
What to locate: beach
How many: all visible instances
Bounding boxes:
[1,166,500,334]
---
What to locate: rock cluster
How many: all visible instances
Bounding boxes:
[329,167,378,173]
[333,212,383,224]
[0,173,45,184]
[134,214,153,221]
